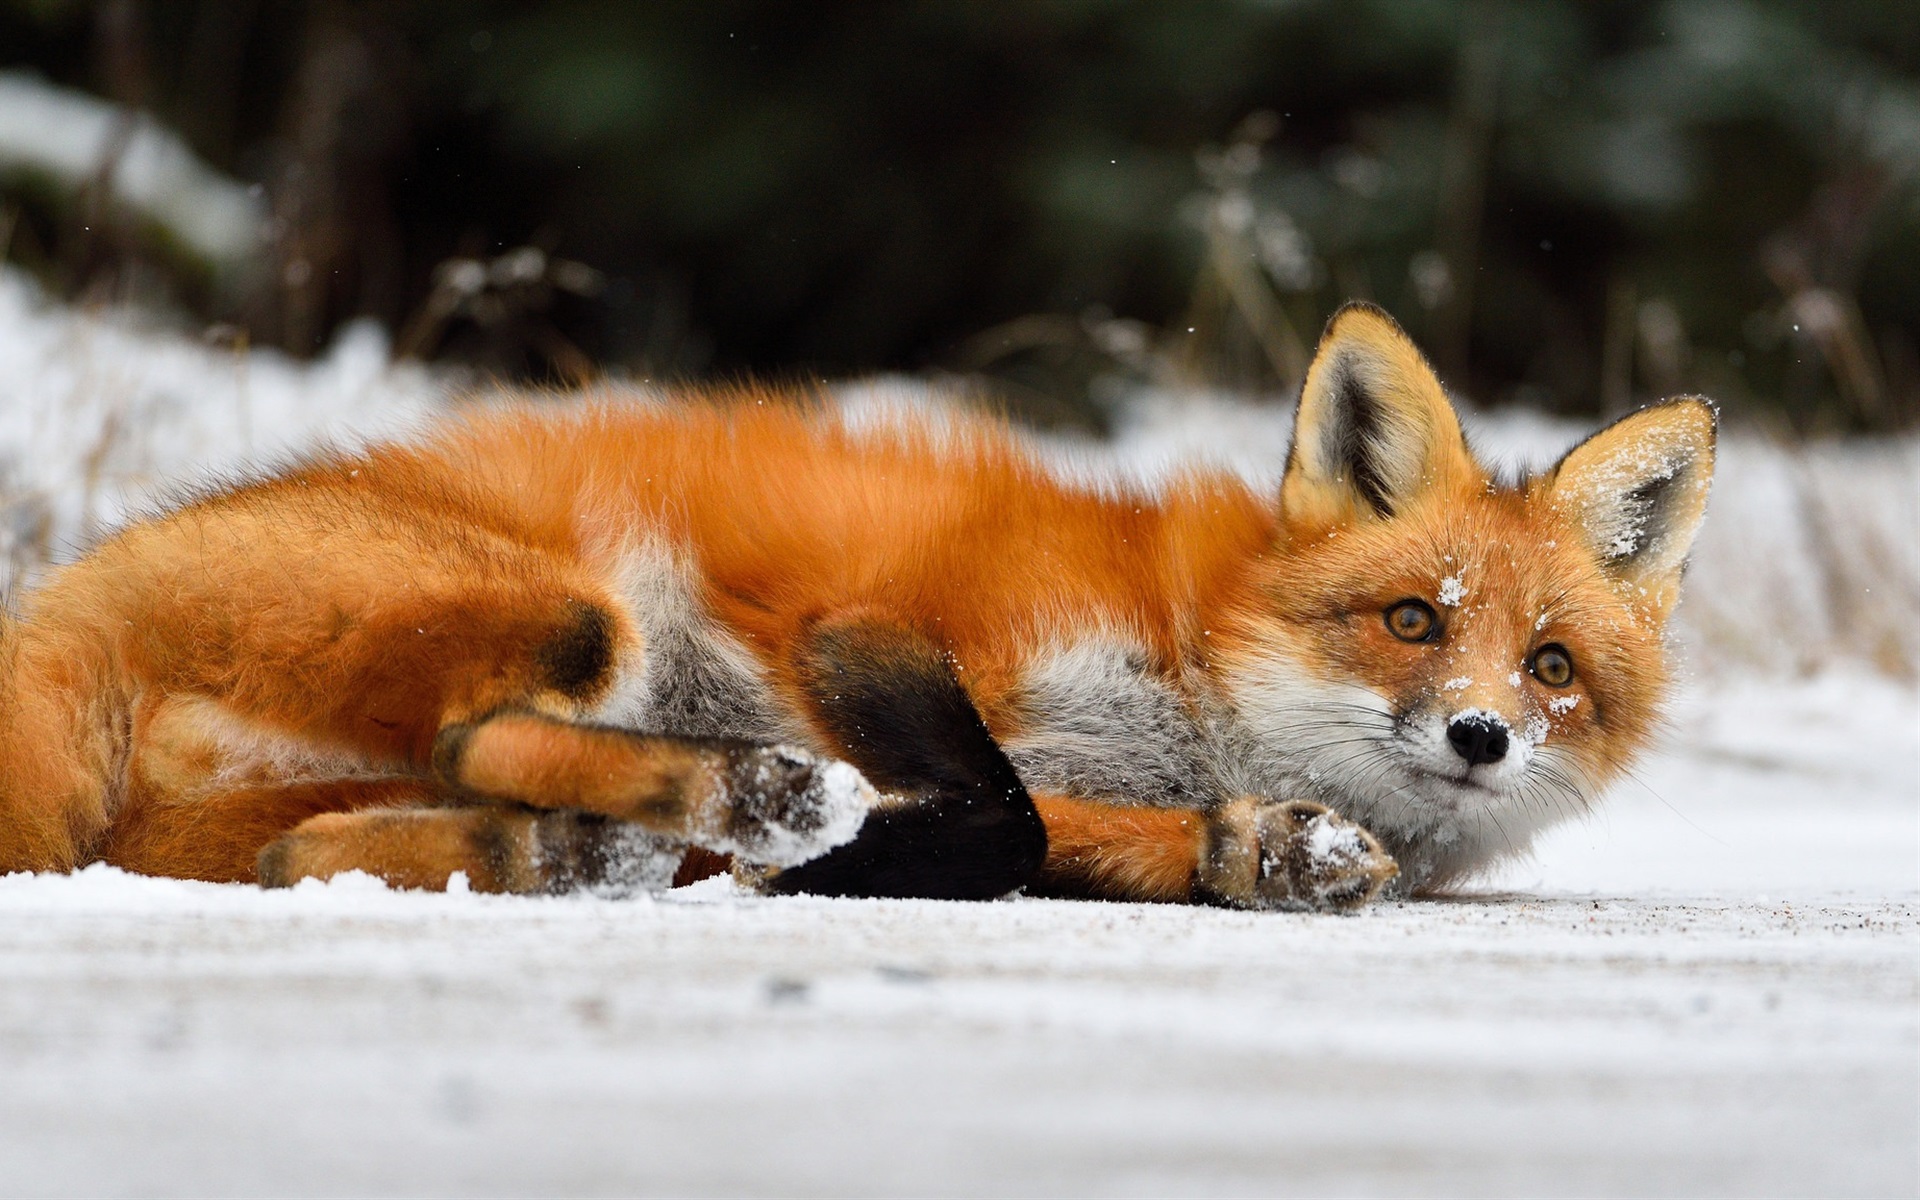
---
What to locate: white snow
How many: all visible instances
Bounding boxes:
[1437,573,1468,606]
[0,283,1913,1194]
[0,72,265,266]
[703,748,876,868]
[576,824,686,897]
[0,676,1911,1195]
[0,269,440,594]
[1301,809,1369,868]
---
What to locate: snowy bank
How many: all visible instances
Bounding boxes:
[0,70,265,268]
[0,269,439,595]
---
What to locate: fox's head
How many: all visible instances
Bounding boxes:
[1213,303,1715,889]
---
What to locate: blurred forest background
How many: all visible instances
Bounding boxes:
[1,0,1916,433]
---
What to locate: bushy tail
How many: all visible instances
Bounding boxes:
[0,610,122,873]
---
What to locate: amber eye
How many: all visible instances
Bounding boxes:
[1530,644,1575,687]
[1385,600,1438,643]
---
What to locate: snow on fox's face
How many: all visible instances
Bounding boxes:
[1219,487,1673,889]
[1212,305,1714,889]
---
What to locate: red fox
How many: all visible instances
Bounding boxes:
[0,304,1713,910]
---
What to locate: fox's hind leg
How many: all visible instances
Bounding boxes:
[105,777,437,883]
[429,713,874,868]
[256,805,685,894]
[60,498,877,887]
[254,712,874,890]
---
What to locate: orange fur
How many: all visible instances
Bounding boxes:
[1031,793,1204,902]
[0,394,1272,880]
[259,806,575,893]
[0,304,1714,901]
[448,714,715,822]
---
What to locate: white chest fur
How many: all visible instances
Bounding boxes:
[999,636,1216,807]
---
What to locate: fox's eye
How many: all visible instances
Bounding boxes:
[1385,600,1438,642]
[1530,644,1575,687]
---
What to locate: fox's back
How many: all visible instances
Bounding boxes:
[416,393,1273,652]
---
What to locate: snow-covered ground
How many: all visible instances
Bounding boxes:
[0,273,1915,1196]
[2,680,1912,1197]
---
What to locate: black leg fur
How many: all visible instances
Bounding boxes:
[763,618,1047,900]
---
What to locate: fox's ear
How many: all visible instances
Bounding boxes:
[1281,303,1474,525]
[1546,398,1716,608]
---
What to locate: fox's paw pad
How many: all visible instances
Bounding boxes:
[1200,797,1398,912]
[705,744,874,868]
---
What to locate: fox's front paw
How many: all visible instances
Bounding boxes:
[1197,797,1398,912]
[703,744,875,868]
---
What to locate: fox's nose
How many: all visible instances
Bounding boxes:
[1447,715,1509,766]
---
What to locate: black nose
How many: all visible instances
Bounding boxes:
[1447,715,1509,765]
